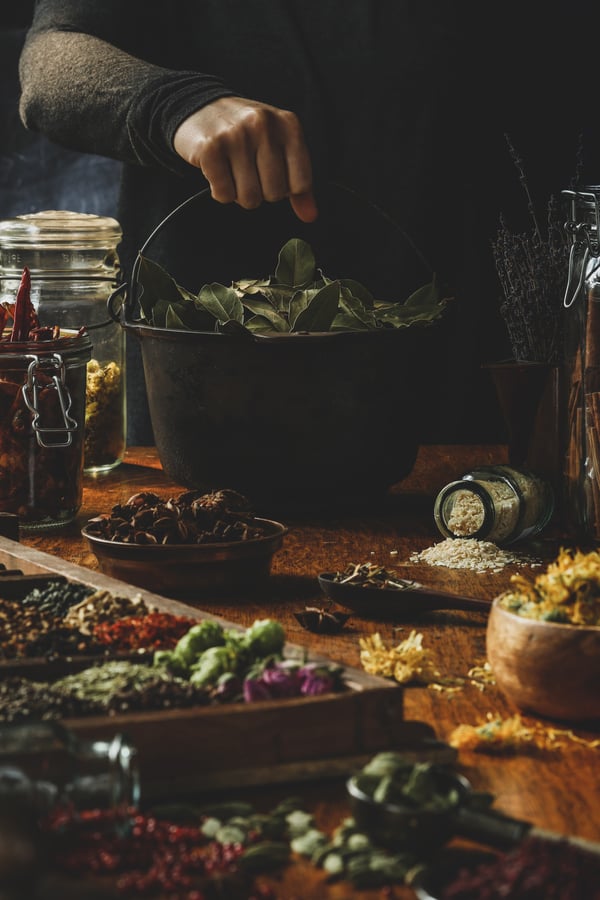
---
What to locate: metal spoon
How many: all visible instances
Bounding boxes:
[347,766,600,858]
[318,572,490,618]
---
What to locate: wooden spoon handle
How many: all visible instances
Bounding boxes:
[412,587,491,612]
[530,825,600,859]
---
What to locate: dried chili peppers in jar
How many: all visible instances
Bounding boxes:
[0,268,92,529]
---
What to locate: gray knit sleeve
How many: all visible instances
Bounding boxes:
[18,1,236,174]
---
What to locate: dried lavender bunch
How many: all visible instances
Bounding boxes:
[491,137,571,365]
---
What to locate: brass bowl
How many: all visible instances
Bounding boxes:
[486,596,600,723]
[82,518,287,601]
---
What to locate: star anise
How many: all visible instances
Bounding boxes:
[294,605,350,635]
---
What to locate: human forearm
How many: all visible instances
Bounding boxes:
[19,0,317,218]
[19,28,234,172]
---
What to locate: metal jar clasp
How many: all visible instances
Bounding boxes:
[21,353,78,448]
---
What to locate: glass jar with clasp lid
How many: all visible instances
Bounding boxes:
[562,186,600,542]
[0,211,125,474]
[0,328,92,530]
[434,464,554,545]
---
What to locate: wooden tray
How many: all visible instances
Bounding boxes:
[0,566,157,679]
[0,536,448,798]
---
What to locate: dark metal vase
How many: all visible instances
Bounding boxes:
[485,361,561,495]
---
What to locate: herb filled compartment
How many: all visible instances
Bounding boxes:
[0,535,426,798]
[0,574,198,679]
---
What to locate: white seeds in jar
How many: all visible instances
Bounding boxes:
[434,465,554,545]
[444,489,486,536]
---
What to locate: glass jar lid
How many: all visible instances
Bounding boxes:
[0,210,122,249]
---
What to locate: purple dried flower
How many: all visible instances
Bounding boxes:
[260,664,302,698]
[212,673,243,703]
[243,661,301,701]
[298,664,336,696]
[242,660,344,702]
[243,678,274,702]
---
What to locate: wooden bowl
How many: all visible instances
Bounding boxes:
[82,518,287,601]
[486,596,600,722]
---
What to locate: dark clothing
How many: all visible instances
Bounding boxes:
[18,1,598,444]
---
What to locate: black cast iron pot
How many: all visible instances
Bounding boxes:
[112,187,435,513]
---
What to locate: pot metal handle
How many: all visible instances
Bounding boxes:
[113,182,434,324]
[119,188,212,322]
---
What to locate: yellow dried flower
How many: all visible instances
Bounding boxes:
[449,714,536,752]
[449,712,600,754]
[359,630,441,685]
[467,661,496,691]
[498,548,600,625]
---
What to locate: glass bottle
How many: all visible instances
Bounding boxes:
[434,464,554,545]
[0,723,138,892]
[0,721,140,819]
[0,210,125,474]
[562,186,600,542]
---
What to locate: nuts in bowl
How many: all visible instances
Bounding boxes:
[82,489,287,600]
[486,549,600,723]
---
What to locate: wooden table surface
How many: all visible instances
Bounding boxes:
[20,445,600,899]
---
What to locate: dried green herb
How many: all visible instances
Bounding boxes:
[291,783,419,888]
[332,563,419,591]
[21,579,94,618]
[136,238,447,335]
[0,662,210,722]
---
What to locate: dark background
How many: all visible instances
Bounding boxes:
[0,3,120,220]
[3,4,597,449]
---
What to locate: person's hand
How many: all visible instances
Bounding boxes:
[173,96,318,222]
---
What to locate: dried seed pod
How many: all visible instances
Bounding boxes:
[126,491,161,508]
[86,487,267,545]
[294,606,351,635]
[134,531,158,545]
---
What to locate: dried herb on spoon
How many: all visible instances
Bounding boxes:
[332,563,419,591]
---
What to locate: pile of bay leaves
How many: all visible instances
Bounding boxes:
[135,238,447,335]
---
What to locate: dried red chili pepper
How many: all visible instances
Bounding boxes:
[92,612,196,651]
[29,324,60,342]
[9,267,38,342]
[441,836,600,899]
[46,807,269,897]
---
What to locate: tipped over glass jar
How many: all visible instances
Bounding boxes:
[433,464,554,546]
[0,721,139,821]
